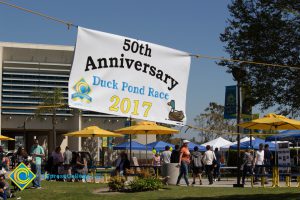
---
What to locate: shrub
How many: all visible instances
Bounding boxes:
[128,177,163,192]
[108,176,126,192]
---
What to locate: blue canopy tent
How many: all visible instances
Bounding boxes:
[188,142,206,151]
[230,138,276,151]
[266,130,300,142]
[266,130,300,166]
[146,141,174,151]
[113,141,146,150]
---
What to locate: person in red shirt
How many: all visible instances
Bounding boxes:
[176,140,190,186]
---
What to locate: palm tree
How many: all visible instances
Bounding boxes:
[32,88,66,151]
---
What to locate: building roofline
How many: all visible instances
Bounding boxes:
[0,41,74,51]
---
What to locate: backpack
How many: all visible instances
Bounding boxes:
[192,152,203,168]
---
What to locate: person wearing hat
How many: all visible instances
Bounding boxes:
[176,139,190,186]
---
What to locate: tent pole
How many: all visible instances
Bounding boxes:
[297,141,299,166]
[146,132,148,163]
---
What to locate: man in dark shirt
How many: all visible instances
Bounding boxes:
[213,148,222,181]
[170,145,180,163]
[264,144,273,183]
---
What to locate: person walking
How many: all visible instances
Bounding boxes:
[264,144,273,184]
[202,145,216,185]
[242,149,254,185]
[63,146,73,182]
[161,146,172,164]
[152,153,161,177]
[213,147,221,181]
[191,146,203,185]
[115,152,130,177]
[170,145,180,163]
[30,139,45,189]
[176,140,190,186]
[254,143,265,183]
[52,146,64,181]
[81,154,88,183]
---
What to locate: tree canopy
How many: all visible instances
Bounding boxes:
[220,0,300,116]
[194,102,236,142]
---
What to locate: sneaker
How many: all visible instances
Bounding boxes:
[218,177,221,181]
[176,184,180,186]
[192,181,195,185]
[200,181,203,185]
[36,187,42,189]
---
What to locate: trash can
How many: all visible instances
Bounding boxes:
[161,163,180,185]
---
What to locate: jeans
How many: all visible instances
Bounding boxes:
[205,165,213,184]
[242,165,253,184]
[176,161,189,185]
[254,165,265,182]
[213,163,220,179]
[33,164,41,187]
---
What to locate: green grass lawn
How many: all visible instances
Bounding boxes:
[15,181,300,200]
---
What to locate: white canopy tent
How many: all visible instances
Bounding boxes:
[201,137,233,150]
[220,136,255,150]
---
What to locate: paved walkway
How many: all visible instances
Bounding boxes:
[175,177,299,188]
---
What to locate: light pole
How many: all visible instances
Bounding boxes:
[232,67,246,187]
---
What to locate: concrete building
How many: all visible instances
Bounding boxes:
[0,42,155,159]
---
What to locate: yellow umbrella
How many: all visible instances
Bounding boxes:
[238,113,300,130]
[64,126,123,137]
[238,113,300,187]
[115,121,179,160]
[115,121,179,135]
[0,135,14,141]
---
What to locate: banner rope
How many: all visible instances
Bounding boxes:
[189,54,300,70]
[1,1,299,70]
[1,102,276,136]
[0,0,76,29]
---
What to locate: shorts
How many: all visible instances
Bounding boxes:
[192,167,203,174]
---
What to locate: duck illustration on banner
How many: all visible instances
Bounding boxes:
[167,100,185,122]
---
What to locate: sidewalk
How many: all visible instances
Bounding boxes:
[175,177,299,188]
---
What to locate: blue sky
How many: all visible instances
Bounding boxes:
[0,0,238,132]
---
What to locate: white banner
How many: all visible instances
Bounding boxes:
[69,27,191,125]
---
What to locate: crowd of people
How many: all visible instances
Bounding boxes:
[44,146,89,182]
[174,140,221,186]
[242,143,274,185]
[125,140,274,186]
[0,138,92,199]
[138,140,222,186]
[0,138,277,199]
